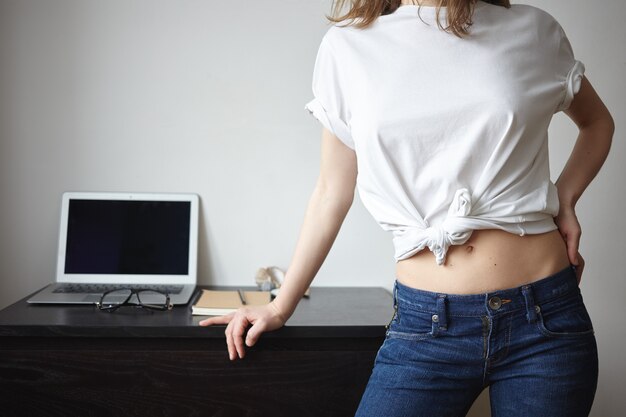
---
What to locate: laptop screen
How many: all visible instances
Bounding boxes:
[64,199,191,275]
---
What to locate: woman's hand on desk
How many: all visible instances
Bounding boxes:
[198,127,355,360]
[198,301,288,361]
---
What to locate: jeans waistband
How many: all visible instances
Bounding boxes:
[393,264,579,319]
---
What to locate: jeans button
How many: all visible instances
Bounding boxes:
[432,314,439,323]
[488,296,502,310]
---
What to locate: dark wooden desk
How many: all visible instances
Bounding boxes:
[0,285,393,417]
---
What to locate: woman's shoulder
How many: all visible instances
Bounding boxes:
[315,23,362,57]
[503,2,562,27]
[478,2,564,42]
[322,22,360,40]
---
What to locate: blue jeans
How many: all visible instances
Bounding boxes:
[355,264,598,417]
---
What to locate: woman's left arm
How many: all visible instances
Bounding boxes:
[554,75,615,281]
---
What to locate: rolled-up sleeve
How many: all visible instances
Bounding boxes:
[554,23,585,113]
[304,36,355,149]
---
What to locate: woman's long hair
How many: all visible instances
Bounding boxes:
[326,0,511,38]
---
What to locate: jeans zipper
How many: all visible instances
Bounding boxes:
[481,315,490,358]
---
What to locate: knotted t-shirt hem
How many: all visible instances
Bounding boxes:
[393,216,559,265]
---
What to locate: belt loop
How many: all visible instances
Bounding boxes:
[435,294,448,332]
[521,285,537,323]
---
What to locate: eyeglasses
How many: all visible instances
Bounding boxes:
[95,288,173,312]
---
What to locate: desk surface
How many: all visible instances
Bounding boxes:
[0,285,393,339]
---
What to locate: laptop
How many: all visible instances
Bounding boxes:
[27,192,199,306]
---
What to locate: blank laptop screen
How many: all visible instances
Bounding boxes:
[64,199,191,275]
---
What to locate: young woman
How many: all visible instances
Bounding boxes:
[200,0,614,415]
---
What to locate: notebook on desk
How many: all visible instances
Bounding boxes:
[27,191,199,305]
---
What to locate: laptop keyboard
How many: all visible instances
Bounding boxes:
[53,283,184,295]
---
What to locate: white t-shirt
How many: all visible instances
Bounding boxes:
[304,1,585,265]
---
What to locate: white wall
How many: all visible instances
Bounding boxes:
[0,1,623,416]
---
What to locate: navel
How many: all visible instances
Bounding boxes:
[466,245,474,254]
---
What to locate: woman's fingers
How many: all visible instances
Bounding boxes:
[225,320,236,360]
[230,313,251,359]
[200,304,288,361]
[567,231,580,266]
[575,251,585,285]
[197,312,246,360]
[555,209,581,267]
[246,320,267,347]
[198,312,235,326]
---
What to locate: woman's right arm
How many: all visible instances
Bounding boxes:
[553,75,614,283]
[199,127,358,360]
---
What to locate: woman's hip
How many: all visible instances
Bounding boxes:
[383,263,596,368]
[364,264,598,415]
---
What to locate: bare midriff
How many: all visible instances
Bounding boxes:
[395,228,571,294]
